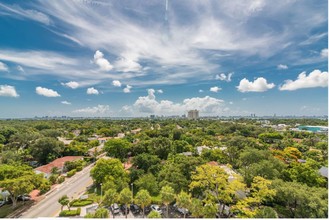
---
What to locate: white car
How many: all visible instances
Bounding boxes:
[150,204,162,214]
[110,203,120,214]
[173,203,189,215]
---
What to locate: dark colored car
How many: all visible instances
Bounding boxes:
[130,204,140,214]
[17,195,31,201]
[121,204,130,214]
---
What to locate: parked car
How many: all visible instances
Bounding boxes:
[173,203,189,215]
[150,204,163,215]
[130,204,140,214]
[110,203,120,215]
[17,195,31,201]
[0,201,5,207]
[121,204,130,214]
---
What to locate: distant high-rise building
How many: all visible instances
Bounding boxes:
[187,109,199,120]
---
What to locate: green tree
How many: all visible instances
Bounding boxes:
[119,188,132,218]
[93,208,109,218]
[90,158,127,185]
[30,137,64,164]
[147,210,161,218]
[58,195,70,211]
[254,207,278,218]
[190,198,204,218]
[103,188,118,218]
[203,202,218,218]
[160,185,175,217]
[132,153,161,173]
[134,173,159,196]
[135,189,152,218]
[104,139,132,160]
[176,191,191,218]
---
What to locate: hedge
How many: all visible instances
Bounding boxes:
[67,169,77,177]
[59,208,81,217]
[70,199,93,207]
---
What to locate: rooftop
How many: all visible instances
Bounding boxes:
[35,156,83,174]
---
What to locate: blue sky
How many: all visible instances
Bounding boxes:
[0,0,328,118]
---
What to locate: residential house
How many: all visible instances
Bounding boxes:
[34,156,83,178]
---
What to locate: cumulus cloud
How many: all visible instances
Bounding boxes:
[210,86,221,93]
[73,105,110,115]
[0,61,8,71]
[87,87,99,95]
[131,90,226,116]
[61,101,71,105]
[216,73,233,82]
[277,64,288,70]
[123,85,132,93]
[237,77,275,92]
[229,101,233,105]
[112,80,122,87]
[114,57,142,72]
[321,48,328,58]
[61,81,79,89]
[93,50,113,71]
[157,89,163,94]
[199,89,204,93]
[0,85,19,97]
[279,69,328,91]
[36,86,60,97]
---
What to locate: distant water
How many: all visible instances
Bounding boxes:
[298,125,328,132]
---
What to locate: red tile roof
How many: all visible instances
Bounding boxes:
[34,156,83,174]
[207,161,219,166]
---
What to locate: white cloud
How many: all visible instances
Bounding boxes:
[237,77,275,92]
[123,85,132,93]
[114,57,142,72]
[277,64,288,70]
[36,86,60,97]
[0,85,19,97]
[17,65,24,72]
[87,87,99,95]
[199,89,204,93]
[216,73,233,82]
[61,81,79,89]
[131,90,226,116]
[229,101,233,105]
[73,105,110,115]
[112,80,122,87]
[93,50,113,71]
[157,89,163,94]
[321,48,328,58]
[279,69,328,91]
[61,101,71,105]
[0,2,51,25]
[210,86,221,93]
[0,61,8,71]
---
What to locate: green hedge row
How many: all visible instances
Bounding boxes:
[70,199,93,207]
[59,208,81,217]
[67,169,77,177]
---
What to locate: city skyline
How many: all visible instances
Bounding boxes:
[0,0,328,118]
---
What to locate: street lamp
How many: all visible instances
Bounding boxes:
[100,183,103,205]
[131,183,134,204]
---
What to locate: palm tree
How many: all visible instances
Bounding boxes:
[135,189,152,218]
[160,185,175,217]
[58,195,70,211]
[176,191,191,218]
[119,188,132,218]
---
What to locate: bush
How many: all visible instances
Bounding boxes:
[59,208,81,217]
[58,176,66,184]
[39,180,51,195]
[67,169,77,177]
[49,174,59,184]
[70,199,93,207]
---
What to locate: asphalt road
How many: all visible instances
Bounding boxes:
[20,164,94,218]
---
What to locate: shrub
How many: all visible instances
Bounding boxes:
[58,176,66,184]
[67,169,77,177]
[70,199,93,207]
[39,180,51,195]
[49,174,59,184]
[59,208,81,217]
